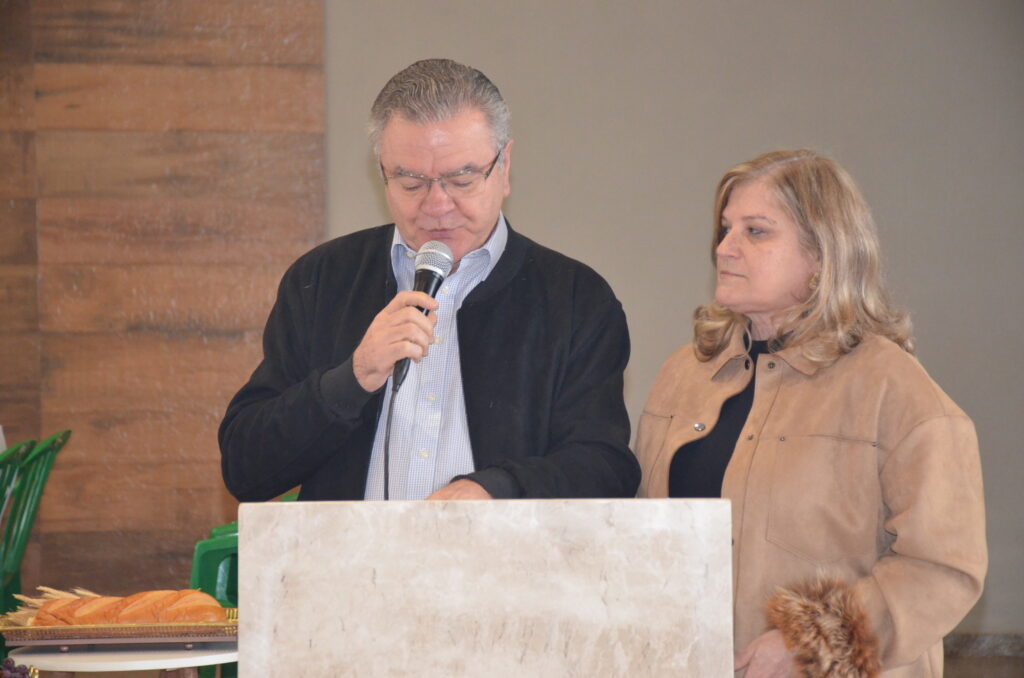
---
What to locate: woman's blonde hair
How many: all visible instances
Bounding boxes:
[694,149,913,364]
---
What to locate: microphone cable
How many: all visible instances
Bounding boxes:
[379,240,452,502]
[382,381,400,501]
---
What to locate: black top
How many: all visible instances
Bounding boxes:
[219,222,639,501]
[669,340,769,498]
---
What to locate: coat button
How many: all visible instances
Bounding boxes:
[694,422,706,432]
[767,361,776,369]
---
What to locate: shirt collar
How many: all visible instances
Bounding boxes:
[390,213,508,282]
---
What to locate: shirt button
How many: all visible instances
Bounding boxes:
[440,286,450,295]
[405,250,414,259]
[779,436,786,442]
[694,422,706,432]
[767,361,776,369]
[434,335,443,344]
[746,434,754,441]
[418,449,429,459]
[426,393,437,402]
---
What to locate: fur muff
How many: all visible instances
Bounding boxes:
[766,577,881,678]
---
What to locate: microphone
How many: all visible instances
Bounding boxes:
[392,240,454,391]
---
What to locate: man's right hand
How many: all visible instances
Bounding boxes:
[352,291,439,392]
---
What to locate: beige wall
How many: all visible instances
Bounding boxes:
[325,1,1024,633]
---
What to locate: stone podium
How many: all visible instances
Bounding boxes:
[239,499,732,676]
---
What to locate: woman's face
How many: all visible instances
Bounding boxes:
[714,179,819,339]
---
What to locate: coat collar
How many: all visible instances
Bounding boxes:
[707,324,823,379]
[775,342,822,376]
[461,218,528,306]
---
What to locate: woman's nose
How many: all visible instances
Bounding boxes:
[716,231,738,257]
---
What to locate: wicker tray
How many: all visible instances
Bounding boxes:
[0,610,237,647]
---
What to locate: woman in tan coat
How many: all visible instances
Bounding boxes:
[635,149,986,678]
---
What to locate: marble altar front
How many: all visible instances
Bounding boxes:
[239,499,732,677]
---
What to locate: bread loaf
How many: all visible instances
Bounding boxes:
[32,589,226,626]
[159,590,227,623]
[117,590,183,623]
[69,596,130,625]
[32,598,79,626]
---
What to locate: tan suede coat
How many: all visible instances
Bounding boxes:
[636,331,986,677]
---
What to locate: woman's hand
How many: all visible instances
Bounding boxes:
[734,630,797,678]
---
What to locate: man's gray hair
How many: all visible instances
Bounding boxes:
[369,58,511,160]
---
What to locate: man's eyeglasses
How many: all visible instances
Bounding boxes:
[380,151,502,200]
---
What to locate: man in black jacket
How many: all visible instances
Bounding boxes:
[219,59,638,502]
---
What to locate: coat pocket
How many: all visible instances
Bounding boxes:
[766,434,881,564]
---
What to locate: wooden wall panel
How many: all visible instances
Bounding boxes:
[35,63,324,132]
[0,400,39,452]
[38,530,200,596]
[41,333,262,414]
[32,0,323,66]
[42,463,229,532]
[0,64,35,129]
[40,407,240,538]
[0,334,40,400]
[0,132,36,197]
[38,264,284,333]
[0,267,37,332]
[41,410,226,467]
[11,0,327,598]
[0,1,39,451]
[38,198,322,265]
[0,204,39,335]
[0,333,40,446]
[0,0,33,63]
[0,201,37,263]
[35,130,323,201]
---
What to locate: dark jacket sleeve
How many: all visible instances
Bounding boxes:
[218,254,380,502]
[458,248,639,499]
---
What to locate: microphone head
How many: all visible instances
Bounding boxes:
[414,240,454,279]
